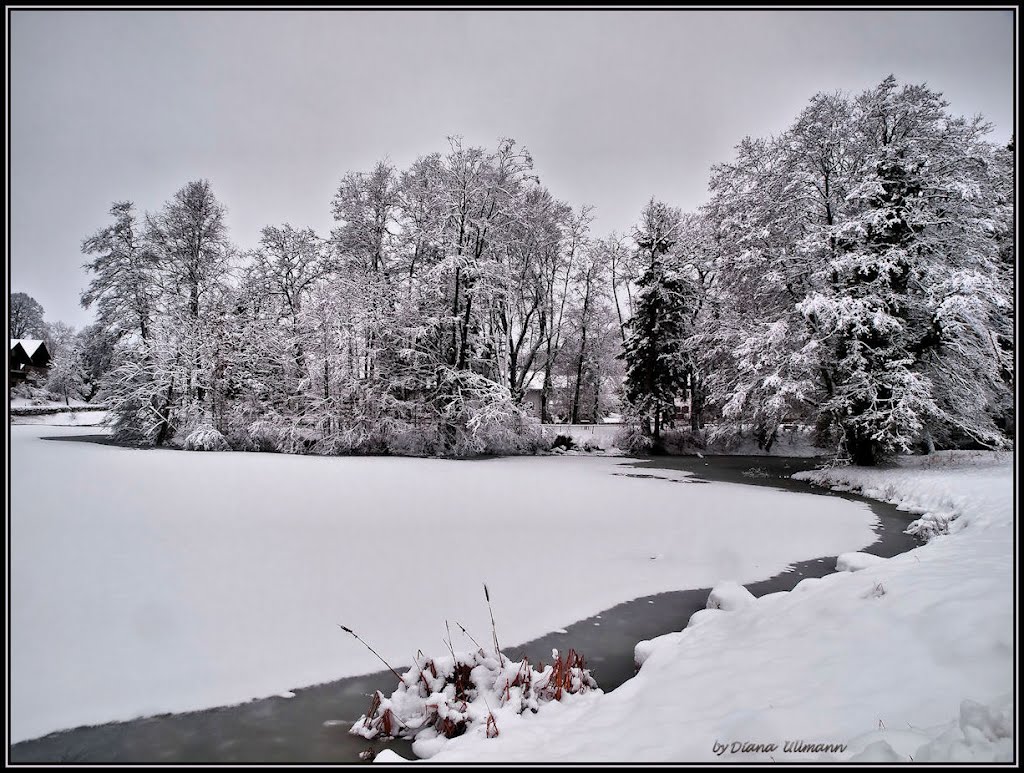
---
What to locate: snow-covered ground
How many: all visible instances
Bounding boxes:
[419,450,1013,762]
[10,409,108,426]
[10,397,99,409]
[9,424,879,744]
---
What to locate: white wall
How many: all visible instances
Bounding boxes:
[543,423,623,449]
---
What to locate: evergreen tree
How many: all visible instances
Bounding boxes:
[621,199,693,452]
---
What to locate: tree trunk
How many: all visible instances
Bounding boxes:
[611,262,627,345]
[450,267,461,367]
[154,375,175,447]
[541,352,553,424]
[845,426,877,466]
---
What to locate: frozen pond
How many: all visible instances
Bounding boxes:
[11,425,881,746]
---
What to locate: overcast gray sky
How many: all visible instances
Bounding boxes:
[9,9,1015,329]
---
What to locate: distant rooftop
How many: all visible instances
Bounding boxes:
[11,339,46,358]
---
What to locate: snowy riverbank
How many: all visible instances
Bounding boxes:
[416,451,1013,762]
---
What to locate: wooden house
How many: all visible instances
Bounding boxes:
[10,339,51,383]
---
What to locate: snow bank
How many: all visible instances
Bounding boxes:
[9,409,108,427]
[9,425,877,743]
[847,694,1013,762]
[835,552,887,572]
[373,749,410,763]
[424,451,1012,762]
[705,580,755,610]
[793,450,1011,536]
[10,398,104,410]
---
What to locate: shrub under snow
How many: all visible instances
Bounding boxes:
[181,424,230,452]
[351,647,598,758]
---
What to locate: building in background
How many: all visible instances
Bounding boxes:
[10,339,51,384]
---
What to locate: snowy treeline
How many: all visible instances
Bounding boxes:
[79,76,1013,463]
[624,76,1014,463]
[80,140,625,455]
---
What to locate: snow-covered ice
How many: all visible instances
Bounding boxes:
[422,450,1013,762]
[9,425,878,743]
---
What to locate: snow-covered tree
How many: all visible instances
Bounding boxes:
[806,77,1008,463]
[601,233,639,345]
[145,179,234,438]
[562,247,621,424]
[491,186,574,406]
[80,202,157,341]
[86,182,235,445]
[75,323,118,402]
[147,180,232,324]
[621,199,695,451]
[41,320,77,359]
[536,205,588,422]
[332,161,401,275]
[702,76,1013,463]
[45,337,84,406]
[10,292,45,338]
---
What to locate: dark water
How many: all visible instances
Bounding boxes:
[9,454,920,764]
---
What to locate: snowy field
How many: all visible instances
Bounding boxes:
[418,451,1014,762]
[9,425,880,744]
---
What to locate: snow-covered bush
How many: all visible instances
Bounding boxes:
[706,581,755,611]
[100,387,165,446]
[450,377,546,456]
[613,422,710,455]
[451,414,545,457]
[905,512,953,539]
[387,426,443,457]
[181,424,230,451]
[550,434,576,451]
[228,419,279,452]
[351,647,598,752]
[614,421,652,452]
[247,417,318,455]
[660,427,707,455]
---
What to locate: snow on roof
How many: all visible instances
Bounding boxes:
[11,339,45,358]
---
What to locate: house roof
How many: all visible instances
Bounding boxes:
[10,341,28,366]
[10,339,50,366]
[11,339,45,358]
